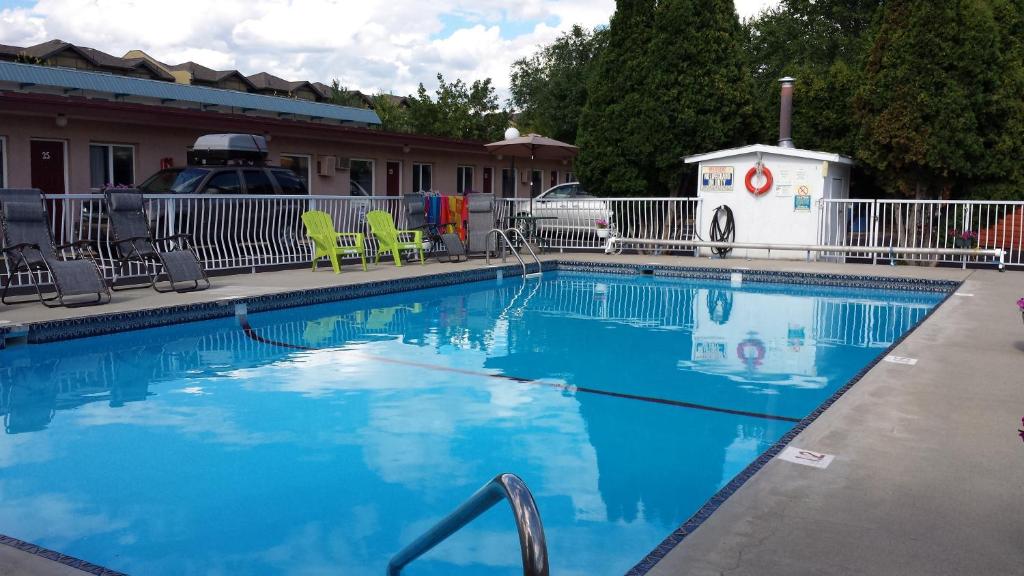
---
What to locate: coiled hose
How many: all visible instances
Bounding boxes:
[708,205,736,257]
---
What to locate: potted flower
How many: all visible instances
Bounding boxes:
[948,228,978,249]
[595,218,610,239]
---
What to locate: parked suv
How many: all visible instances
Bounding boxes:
[82,166,309,246]
[138,166,308,196]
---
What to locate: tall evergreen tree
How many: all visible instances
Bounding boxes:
[647,0,756,194]
[576,0,658,196]
[855,0,998,198]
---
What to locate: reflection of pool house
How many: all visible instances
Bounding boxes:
[0,40,571,197]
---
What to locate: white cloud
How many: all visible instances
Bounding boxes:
[0,0,778,97]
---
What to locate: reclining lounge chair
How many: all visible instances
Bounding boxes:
[104,189,210,293]
[466,193,496,257]
[1,188,111,307]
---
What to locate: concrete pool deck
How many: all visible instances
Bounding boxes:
[1,254,1021,575]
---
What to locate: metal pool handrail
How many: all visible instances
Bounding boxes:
[386,473,549,576]
[485,228,543,278]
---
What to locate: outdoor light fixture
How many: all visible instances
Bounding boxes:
[402,144,411,153]
[55,113,68,128]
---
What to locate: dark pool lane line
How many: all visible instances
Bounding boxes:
[239,318,802,424]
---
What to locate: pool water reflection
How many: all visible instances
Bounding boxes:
[0,272,943,575]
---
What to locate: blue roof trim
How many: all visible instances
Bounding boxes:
[0,61,381,125]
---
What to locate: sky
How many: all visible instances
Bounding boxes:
[0,0,780,98]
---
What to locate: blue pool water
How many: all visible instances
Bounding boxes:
[0,272,944,575]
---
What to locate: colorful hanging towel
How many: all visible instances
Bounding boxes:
[447,195,466,240]
[427,196,443,227]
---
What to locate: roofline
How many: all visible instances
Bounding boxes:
[0,60,379,125]
[684,143,854,165]
[0,91,492,153]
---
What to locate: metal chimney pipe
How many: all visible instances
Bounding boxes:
[778,77,795,148]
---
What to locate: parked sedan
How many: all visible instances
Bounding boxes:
[512,182,614,236]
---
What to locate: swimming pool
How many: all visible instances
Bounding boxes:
[0,271,946,575]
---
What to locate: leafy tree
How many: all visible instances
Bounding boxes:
[509,25,607,144]
[647,0,757,194]
[855,0,999,198]
[368,92,413,133]
[743,0,883,154]
[328,79,369,108]
[405,74,510,141]
[576,0,658,196]
[966,0,1024,200]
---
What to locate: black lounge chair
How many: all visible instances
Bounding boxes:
[404,192,444,259]
[103,189,210,293]
[1,188,111,307]
[466,193,497,256]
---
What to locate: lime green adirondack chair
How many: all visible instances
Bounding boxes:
[301,210,367,273]
[366,210,424,267]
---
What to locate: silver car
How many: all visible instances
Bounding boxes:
[512,182,613,236]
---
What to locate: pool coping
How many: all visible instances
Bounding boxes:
[0,259,962,575]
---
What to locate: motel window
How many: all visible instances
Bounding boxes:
[457,165,474,194]
[351,159,374,196]
[89,143,134,188]
[501,168,516,198]
[531,169,543,197]
[412,163,432,192]
[0,136,6,188]
[280,154,311,191]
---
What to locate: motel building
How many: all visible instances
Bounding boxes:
[0,40,572,199]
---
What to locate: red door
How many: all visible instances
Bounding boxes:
[550,170,557,187]
[30,140,67,242]
[386,161,400,196]
[30,140,66,195]
[483,167,492,194]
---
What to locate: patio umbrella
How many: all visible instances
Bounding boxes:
[485,133,579,213]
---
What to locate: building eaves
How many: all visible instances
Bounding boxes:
[0,60,381,125]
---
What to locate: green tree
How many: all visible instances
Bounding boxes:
[743,0,882,154]
[855,0,998,198]
[328,79,369,108]
[405,74,510,141]
[368,92,412,133]
[966,0,1024,200]
[510,25,607,144]
[647,0,757,194]
[576,0,658,196]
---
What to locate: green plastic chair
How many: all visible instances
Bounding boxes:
[301,210,367,273]
[366,210,424,267]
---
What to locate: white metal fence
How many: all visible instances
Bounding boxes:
[818,198,1024,267]
[2,194,1022,290]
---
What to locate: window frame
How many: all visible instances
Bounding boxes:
[412,162,433,192]
[201,169,243,195]
[564,172,575,184]
[280,153,312,193]
[241,168,277,195]
[501,167,518,198]
[456,165,474,194]
[350,158,375,196]
[89,142,135,189]
[0,136,7,188]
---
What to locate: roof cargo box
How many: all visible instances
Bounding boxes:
[188,134,269,166]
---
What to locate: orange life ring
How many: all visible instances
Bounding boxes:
[744,165,773,195]
[736,338,766,367]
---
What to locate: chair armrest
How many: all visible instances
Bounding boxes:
[111,235,151,246]
[55,239,97,251]
[154,233,193,243]
[2,242,42,255]
[335,232,365,245]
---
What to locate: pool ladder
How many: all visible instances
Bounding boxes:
[387,473,549,576]
[486,228,543,278]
